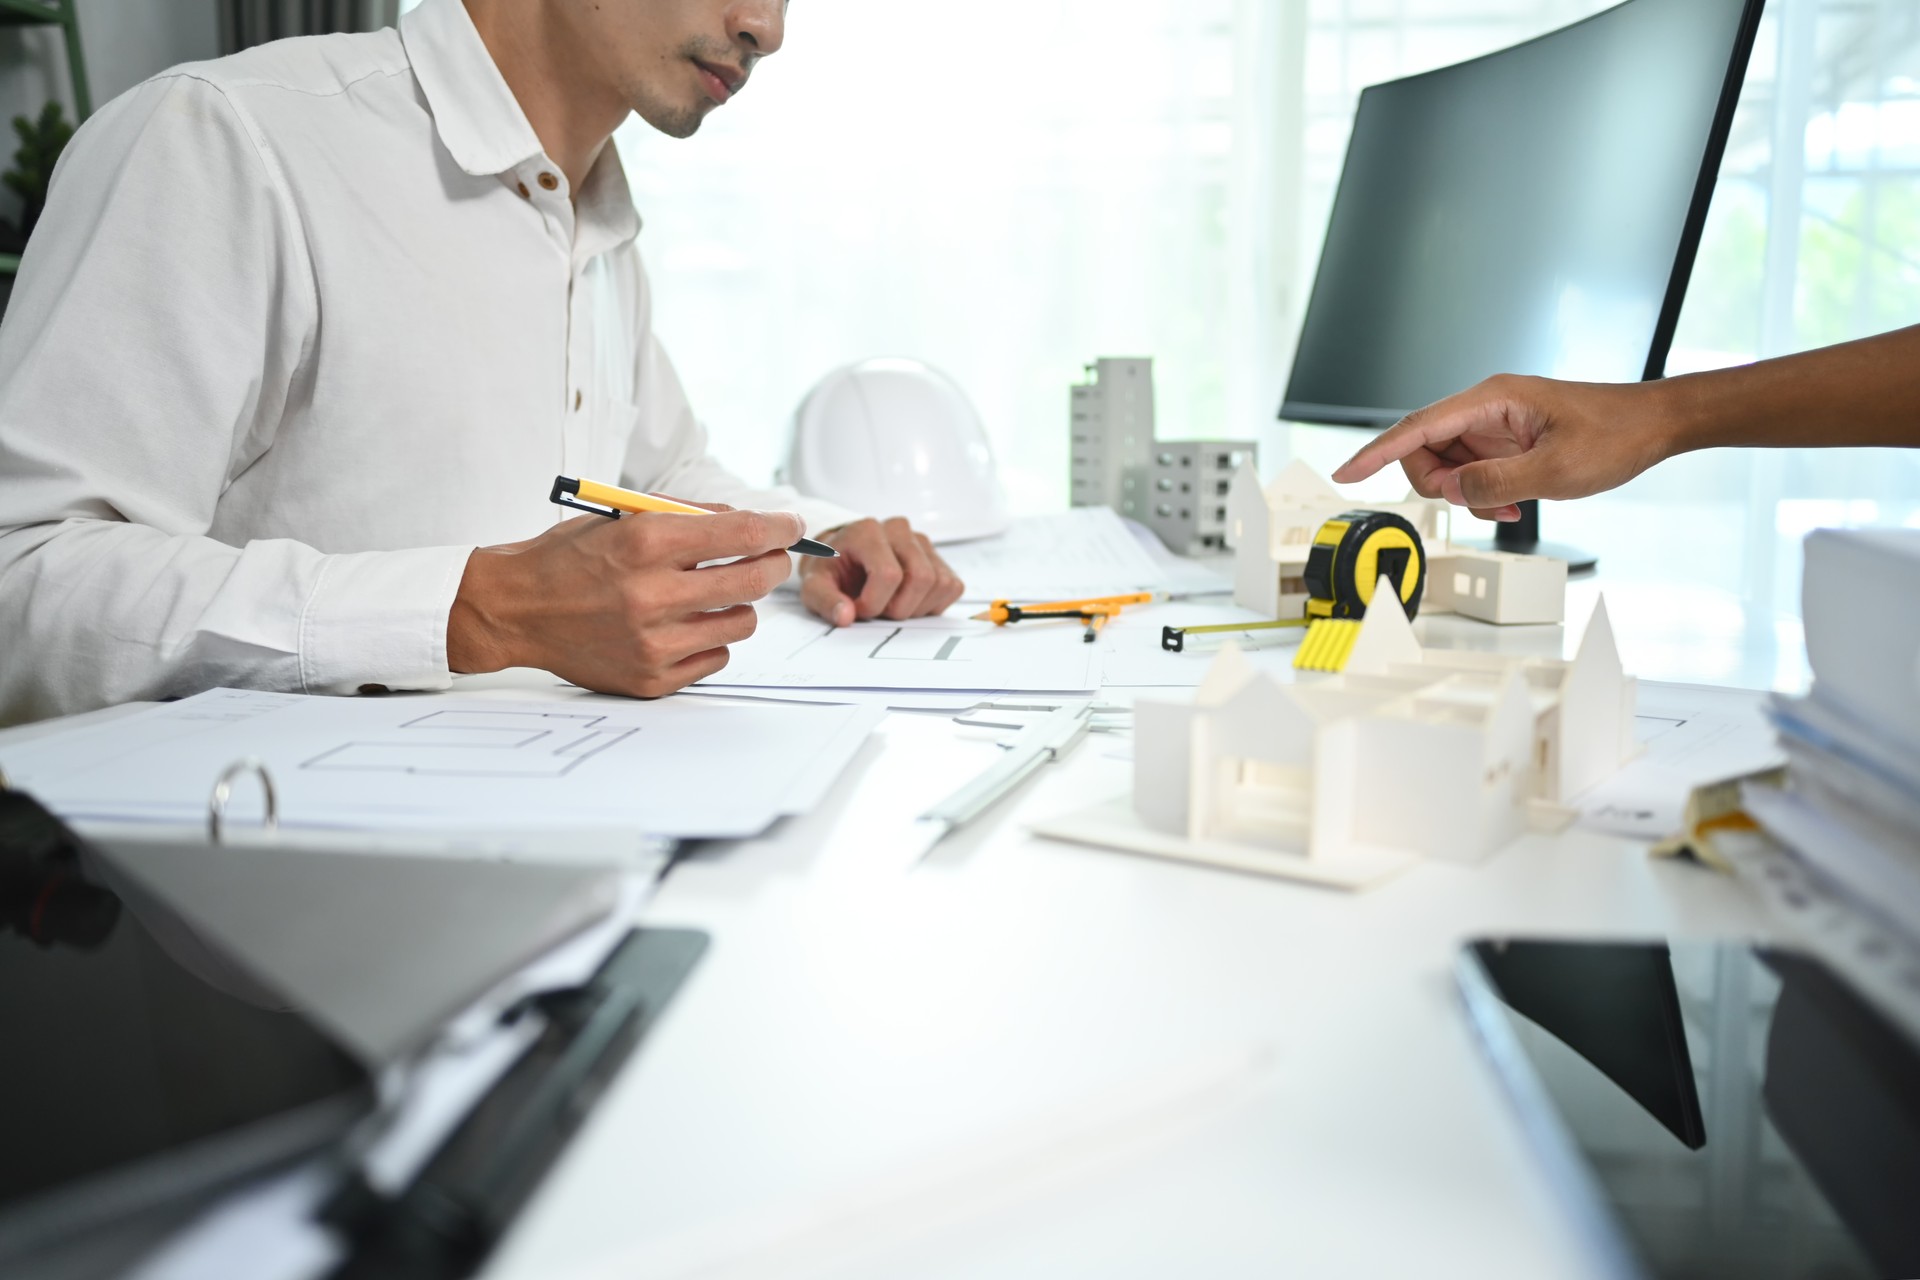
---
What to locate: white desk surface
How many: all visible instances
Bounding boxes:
[0,575,1796,1280]
[470,579,1789,1280]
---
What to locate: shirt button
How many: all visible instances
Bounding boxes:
[537,171,559,191]
[574,389,583,411]
[516,180,530,199]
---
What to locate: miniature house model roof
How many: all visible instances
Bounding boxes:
[1227,460,1469,621]
[1225,459,1450,560]
[1128,589,1636,887]
[1264,457,1344,509]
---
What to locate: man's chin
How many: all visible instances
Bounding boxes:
[635,101,710,140]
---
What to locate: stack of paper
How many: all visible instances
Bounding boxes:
[0,688,883,841]
[1751,691,1920,942]
[1799,528,1920,747]
[1744,529,1920,942]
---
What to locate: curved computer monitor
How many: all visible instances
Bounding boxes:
[1279,0,1763,565]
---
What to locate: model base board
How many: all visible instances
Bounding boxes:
[1031,797,1418,891]
[1054,592,1638,882]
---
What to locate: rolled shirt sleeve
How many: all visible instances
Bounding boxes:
[0,74,469,725]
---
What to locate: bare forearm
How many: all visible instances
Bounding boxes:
[1335,323,1920,517]
[1653,324,1920,460]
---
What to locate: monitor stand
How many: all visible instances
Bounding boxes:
[1460,499,1597,574]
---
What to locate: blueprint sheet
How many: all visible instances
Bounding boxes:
[5,688,883,840]
[701,601,1101,692]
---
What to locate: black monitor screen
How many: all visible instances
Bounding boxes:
[1281,0,1761,427]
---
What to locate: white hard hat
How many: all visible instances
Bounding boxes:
[779,357,1010,544]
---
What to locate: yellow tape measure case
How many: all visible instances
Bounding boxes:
[1302,509,1425,620]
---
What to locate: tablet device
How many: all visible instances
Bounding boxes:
[1458,938,1920,1280]
[0,793,377,1272]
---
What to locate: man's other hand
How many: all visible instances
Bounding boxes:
[446,507,803,697]
[1331,374,1672,521]
[798,517,966,626]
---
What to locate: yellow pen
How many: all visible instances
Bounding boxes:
[969,592,1157,625]
[550,475,838,558]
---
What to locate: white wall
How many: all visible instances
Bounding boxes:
[77,0,221,105]
[0,0,220,224]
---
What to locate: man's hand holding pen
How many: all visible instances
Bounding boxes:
[448,471,967,698]
[446,506,801,698]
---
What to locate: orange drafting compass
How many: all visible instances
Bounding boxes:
[970,592,1157,643]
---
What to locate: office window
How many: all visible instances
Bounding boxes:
[623,4,1615,511]
[1564,0,1918,684]
[614,1,1261,512]
[1663,0,1920,647]
[1288,0,1920,686]
[452,0,1909,679]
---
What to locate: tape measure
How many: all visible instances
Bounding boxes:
[1302,509,1425,621]
[1161,508,1427,671]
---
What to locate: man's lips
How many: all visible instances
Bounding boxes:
[693,59,744,104]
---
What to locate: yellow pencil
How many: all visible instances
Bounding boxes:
[550,475,837,557]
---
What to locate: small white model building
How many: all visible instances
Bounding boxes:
[1069,357,1256,555]
[1225,458,1567,626]
[1034,591,1636,890]
[1423,546,1568,625]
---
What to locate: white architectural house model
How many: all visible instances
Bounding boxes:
[1033,590,1637,890]
[1226,459,1567,626]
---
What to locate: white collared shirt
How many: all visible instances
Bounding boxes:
[0,0,854,725]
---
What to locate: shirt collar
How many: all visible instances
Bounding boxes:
[401,0,545,177]
[401,0,641,259]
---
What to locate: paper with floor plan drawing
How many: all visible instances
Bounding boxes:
[698,601,1100,692]
[938,508,1186,602]
[1573,681,1784,839]
[4,687,883,840]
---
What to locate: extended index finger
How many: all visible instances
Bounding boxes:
[1332,384,1510,484]
[637,509,806,568]
[1331,409,1450,484]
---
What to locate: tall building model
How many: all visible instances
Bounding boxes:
[1068,357,1256,555]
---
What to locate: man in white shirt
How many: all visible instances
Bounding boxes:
[0,0,964,726]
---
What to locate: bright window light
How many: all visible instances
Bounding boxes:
[604,0,1916,636]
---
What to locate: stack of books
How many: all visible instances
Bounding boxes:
[1744,529,1920,942]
